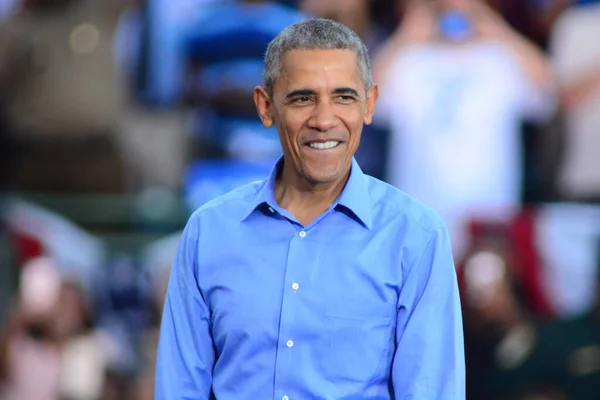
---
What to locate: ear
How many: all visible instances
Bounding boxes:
[254,86,275,128]
[363,83,379,126]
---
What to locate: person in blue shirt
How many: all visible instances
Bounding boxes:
[182,0,307,161]
[156,18,465,400]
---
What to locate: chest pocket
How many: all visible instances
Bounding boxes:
[318,295,397,384]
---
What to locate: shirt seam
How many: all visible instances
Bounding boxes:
[381,201,442,236]
[192,180,266,217]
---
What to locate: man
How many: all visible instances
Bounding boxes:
[156,18,465,400]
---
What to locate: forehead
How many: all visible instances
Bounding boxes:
[276,49,364,93]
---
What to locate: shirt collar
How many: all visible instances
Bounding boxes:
[335,158,373,229]
[241,156,372,229]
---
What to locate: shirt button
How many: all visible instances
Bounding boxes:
[286,340,294,348]
[268,207,274,213]
[291,282,299,291]
[298,230,306,238]
[282,396,289,400]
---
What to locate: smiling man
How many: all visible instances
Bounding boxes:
[155,18,465,400]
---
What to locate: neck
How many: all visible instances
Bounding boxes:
[275,161,350,226]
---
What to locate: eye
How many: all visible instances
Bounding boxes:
[335,95,356,104]
[293,96,312,104]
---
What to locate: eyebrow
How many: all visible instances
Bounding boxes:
[285,89,317,100]
[332,87,360,97]
[284,87,360,100]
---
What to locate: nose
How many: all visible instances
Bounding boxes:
[307,97,338,132]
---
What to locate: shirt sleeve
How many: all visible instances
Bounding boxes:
[155,212,215,400]
[392,227,466,400]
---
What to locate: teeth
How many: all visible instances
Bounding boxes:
[308,141,340,149]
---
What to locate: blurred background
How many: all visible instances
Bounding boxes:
[0,0,599,399]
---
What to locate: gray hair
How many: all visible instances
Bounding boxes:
[263,18,372,96]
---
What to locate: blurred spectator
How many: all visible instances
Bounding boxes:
[130,266,169,400]
[179,0,306,208]
[183,0,305,162]
[488,250,600,400]
[460,243,537,400]
[0,257,122,400]
[460,206,600,399]
[93,254,149,384]
[0,0,132,193]
[56,280,108,400]
[533,204,600,318]
[374,0,557,256]
[0,257,62,400]
[130,233,178,400]
[111,0,190,191]
[134,0,221,107]
[549,0,600,201]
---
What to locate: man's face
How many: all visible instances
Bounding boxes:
[255,49,378,185]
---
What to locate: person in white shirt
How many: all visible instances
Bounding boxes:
[549,0,600,200]
[374,0,557,256]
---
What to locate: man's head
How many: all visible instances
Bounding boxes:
[255,19,378,186]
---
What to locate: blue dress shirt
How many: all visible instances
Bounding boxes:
[156,158,465,400]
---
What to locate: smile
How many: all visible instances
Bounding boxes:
[307,141,341,150]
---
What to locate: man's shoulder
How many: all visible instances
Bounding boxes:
[189,179,265,221]
[365,175,446,235]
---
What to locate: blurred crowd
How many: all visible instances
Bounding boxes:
[0,0,599,399]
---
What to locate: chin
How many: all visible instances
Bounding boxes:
[303,167,346,185]
[305,175,340,185]
[297,156,351,185]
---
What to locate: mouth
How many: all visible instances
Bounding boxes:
[304,140,342,150]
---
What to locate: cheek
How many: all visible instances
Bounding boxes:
[279,112,307,147]
[342,112,365,144]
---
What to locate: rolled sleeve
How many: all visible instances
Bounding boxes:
[155,212,214,400]
[392,227,465,400]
